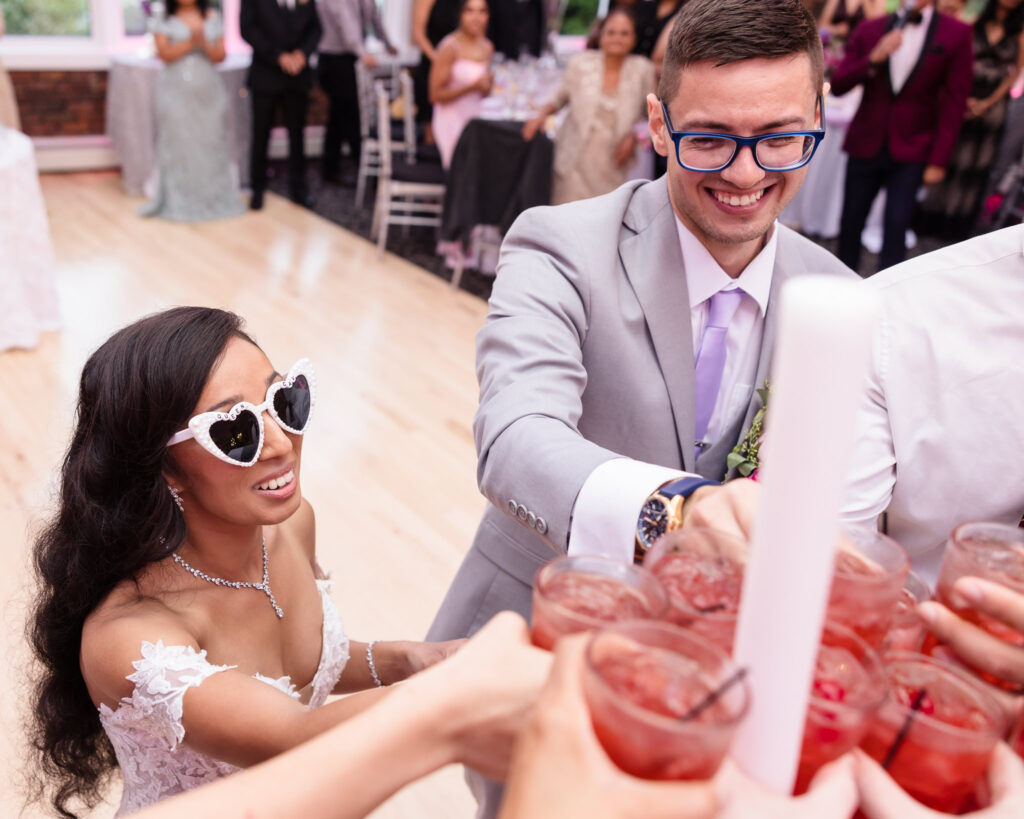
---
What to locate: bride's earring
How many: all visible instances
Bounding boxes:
[168,485,184,512]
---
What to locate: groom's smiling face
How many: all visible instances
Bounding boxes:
[649,54,820,272]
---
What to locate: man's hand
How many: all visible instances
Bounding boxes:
[679,479,759,542]
[855,745,1024,818]
[922,165,946,185]
[713,756,859,819]
[278,52,299,74]
[918,576,1024,692]
[361,53,379,68]
[290,49,307,71]
[869,30,904,64]
[499,635,718,819]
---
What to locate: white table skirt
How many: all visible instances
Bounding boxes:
[107,51,252,196]
[0,128,60,352]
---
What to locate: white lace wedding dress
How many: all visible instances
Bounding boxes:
[98,579,349,816]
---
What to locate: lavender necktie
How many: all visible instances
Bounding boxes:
[694,288,744,458]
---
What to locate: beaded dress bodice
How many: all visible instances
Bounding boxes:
[98,579,348,816]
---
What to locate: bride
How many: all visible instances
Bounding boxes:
[29,307,460,817]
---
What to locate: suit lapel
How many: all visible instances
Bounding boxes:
[619,178,696,472]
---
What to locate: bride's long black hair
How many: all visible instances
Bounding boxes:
[28,307,254,818]
[165,0,212,17]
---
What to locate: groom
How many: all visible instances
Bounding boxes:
[241,0,322,210]
[427,0,855,814]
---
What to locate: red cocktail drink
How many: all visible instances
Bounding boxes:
[794,622,886,794]
[860,652,1006,813]
[531,555,669,650]
[584,620,749,780]
[882,572,932,653]
[827,526,909,648]
[924,522,1024,691]
[642,527,746,653]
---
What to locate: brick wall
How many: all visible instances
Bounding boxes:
[8,69,328,139]
[10,70,108,138]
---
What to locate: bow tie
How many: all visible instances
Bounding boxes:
[898,9,924,26]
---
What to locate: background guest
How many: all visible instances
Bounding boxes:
[141,0,245,222]
[412,0,462,145]
[818,0,886,46]
[632,0,688,58]
[831,0,973,274]
[317,0,398,186]
[487,0,546,59]
[241,0,322,210]
[0,6,21,131]
[919,0,1024,238]
[522,8,654,205]
[429,0,494,168]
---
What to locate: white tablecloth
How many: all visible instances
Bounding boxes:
[0,128,60,351]
[107,51,252,196]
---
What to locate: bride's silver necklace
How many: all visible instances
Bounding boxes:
[173,534,284,619]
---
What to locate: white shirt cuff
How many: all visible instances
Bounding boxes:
[568,458,693,563]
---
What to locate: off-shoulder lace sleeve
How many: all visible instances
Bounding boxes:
[100,640,236,750]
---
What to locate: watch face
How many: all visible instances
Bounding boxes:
[637,497,669,550]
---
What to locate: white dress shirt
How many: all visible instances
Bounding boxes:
[889,5,933,94]
[840,225,1024,585]
[568,218,777,562]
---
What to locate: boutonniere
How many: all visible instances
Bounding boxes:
[725,380,770,481]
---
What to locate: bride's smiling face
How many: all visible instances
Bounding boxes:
[167,337,305,527]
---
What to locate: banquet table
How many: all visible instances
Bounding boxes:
[107,51,252,197]
[0,128,60,352]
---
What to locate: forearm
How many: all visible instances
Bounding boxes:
[136,684,454,819]
[430,81,478,103]
[157,39,198,63]
[334,640,413,693]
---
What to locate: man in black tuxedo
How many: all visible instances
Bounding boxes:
[241,0,322,209]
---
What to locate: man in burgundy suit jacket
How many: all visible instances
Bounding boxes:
[831,0,972,274]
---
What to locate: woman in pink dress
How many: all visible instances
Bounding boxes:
[429,0,494,168]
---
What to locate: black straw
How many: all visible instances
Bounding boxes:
[882,688,927,770]
[680,666,749,723]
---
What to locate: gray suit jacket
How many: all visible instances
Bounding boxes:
[428,176,856,642]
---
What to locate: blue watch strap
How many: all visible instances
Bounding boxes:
[658,476,721,500]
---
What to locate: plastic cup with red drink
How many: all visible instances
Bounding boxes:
[583,620,750,780]
[923,521,1024,691]
[859,652,1007,813]
[530,554,669,650]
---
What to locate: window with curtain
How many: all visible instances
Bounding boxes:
[0,0,91,35]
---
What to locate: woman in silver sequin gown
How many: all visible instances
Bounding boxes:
[141,0,244,221]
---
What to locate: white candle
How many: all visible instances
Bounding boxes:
[730,276,880,793]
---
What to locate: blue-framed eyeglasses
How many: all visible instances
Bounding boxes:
[660,95,826,173]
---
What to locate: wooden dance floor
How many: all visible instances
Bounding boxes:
[0,173,483,817]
